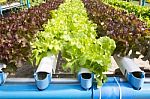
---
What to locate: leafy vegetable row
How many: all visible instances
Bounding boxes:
[30,0,46,6]
[103,0,150,27]
[32,0,116,85]
[0,0,63,72]
[0,0,19,5]
[82,0,150,63]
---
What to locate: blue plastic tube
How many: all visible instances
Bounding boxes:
[0,83,92,99]
[100,77,150,99]
[113,55,145,90]
[0,71,7,85]
[101,82,150,99]
[26,0,30,8]
[0,6,3,15]
[139,0,145,6]
[0,77,150,99]
[20,0,23,5]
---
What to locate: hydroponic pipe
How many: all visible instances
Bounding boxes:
[99,77,150,99]
[26,0,30,8]
[0,63,7,85]
[1,77,150,99]
[139,0,145,6]
[20,0,23,5]
[78,68,93,90]
[0,6,2,15]
[0,81,92,99]
[114,55,145,90]
[34,55,57,90]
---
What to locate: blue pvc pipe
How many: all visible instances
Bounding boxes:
[0,77,150,99]
[139,0,145,6]
[0,73,4,85]
[0,5,3,15]
[34,73,51,90]
[113,55,145,90]
[20,0,23,5]
[100,77,150,99]
[0,83,92,99]
[101,82,150,99]
[26,0,30,8]
[0,71,6,85]
[127,72,145,90]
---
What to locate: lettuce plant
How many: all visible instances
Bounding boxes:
[82,0,150,63]
[32,0,116,85]
[0,0,63,72]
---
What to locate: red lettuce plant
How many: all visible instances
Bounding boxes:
[0,0,64,72]
[82,0,150,63]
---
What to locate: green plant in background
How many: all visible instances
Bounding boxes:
[32,0,116,85]
[82,0,150,63]
[103,0,150,27]
[30,0,46,6]
[0,0,17,4]
[0,0,46,6]
[147,0,150,3]
[0,0,7,4]
[101,0,150,63]
[0,0,64,72]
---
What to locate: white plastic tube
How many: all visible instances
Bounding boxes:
[34,55,57,90]
[36,55,57,75]
[114,54,145,90]
[78,68,93,90]
[0,63,6,71]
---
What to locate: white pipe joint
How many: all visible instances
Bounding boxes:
[78,68,93,90]
[114,55,145,90]
[0,63,7,85]
[34,55,57,90]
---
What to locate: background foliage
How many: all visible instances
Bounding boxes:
[0,0,64,72]
[82,0,150,63]
[32,0,116,85]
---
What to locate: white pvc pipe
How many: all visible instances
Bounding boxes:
[36,55,57,75]
[5,77,150,83]
[113,54,145,90]
[6,78,79,84]
[78,68,91,74]
[0,63,6,71]
[113,54,143,76]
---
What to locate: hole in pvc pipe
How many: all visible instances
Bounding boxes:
[81,73,91,79]
[132,72,144,78]
[37,72,48,80]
